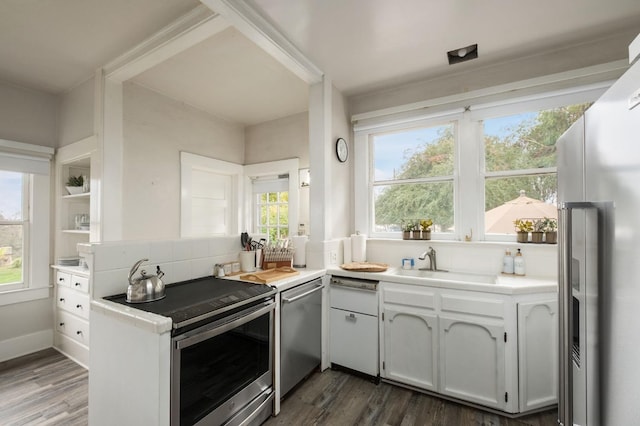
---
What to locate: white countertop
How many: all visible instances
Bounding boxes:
[91,268,326,335]
[326,266,557,294]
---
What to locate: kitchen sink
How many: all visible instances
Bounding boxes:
[395,269,497,284]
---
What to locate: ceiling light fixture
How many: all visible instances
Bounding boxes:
[447,44,478,65]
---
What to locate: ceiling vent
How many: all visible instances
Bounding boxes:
[447,44,478,65]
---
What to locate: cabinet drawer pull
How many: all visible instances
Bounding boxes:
[76,331,83,335]
[59,322,65,326]
[74,282,81,287]
[346,313,357,321]
[59,298,65,302]
[76,304,83,309]
[59,277,65,282]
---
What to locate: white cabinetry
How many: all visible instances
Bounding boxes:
[54,268,91,367]
[517,299,558,411]
[329,280,378,377]
[381,284,437,391]
[380,280,555,415]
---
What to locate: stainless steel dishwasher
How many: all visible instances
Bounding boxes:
[280,277,324,397]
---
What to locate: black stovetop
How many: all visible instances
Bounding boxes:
[105,276,276,333]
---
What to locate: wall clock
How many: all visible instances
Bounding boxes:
[336,138,348,162]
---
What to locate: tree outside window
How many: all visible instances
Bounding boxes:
[256,191,289,241]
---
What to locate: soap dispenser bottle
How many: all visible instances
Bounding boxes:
[514,249,525,276]
[502,249,514,274]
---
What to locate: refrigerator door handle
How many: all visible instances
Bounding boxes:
[558,201,600,426]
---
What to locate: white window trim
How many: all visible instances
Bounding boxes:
[244,159,299,237]
[355,83,610,242]
[0,140,53,306]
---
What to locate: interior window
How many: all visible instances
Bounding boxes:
[0,171,27,289]
[252,175,289,241]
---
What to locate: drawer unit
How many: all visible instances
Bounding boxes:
[329,276,379,378]
[56,271,71,287]
[57,286,90,320]
[69,275,89,293]
[57,310,90,346]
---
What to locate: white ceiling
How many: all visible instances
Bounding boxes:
[1,0,640,126]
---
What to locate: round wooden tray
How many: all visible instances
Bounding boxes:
[339,262,388,272]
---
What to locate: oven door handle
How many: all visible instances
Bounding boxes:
[282,284,324,303]
[175,301,274,349]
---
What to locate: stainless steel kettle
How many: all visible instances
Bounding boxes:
[126,258,165,303]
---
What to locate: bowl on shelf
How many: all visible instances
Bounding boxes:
[65,186,85,195]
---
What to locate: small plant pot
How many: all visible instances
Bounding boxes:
[402,231,411,240]
[531,231,544,243]
[516,232,529,243]
[545,231,557,244]
[421,231,431,240]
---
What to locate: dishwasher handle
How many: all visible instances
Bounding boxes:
[282,284,324,303]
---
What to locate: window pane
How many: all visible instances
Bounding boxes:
[374,182,454,233]
[373,124,454,181]
[0,171,23,220]
[0,225,23,285]
[485,175,557,234]
[484,103,591,172]
[279,192,289,203]
[279,204,288,225]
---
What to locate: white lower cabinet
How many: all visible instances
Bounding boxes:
[439,316,506,410]
[379,280,556,415]
[382,308,438,391]
[517,299,558,411]
[54,268,90,368]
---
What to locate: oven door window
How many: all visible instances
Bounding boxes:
[178,310,272,425]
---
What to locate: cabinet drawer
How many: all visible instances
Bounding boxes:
[441,294,504,319]
[330,308,378,376]
[70,275,89,293]
[56,271,71,287]
[330,285,378,316]
[57,286,90,320]
[383,286,436,310]
[57,311,90,346]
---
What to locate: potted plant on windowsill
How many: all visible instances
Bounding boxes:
[543,217,558,244]
[531,218,545,243]
[419,219,433,240]
[514,219,533,243]
[402,220,416,240]
[65,175,84,195]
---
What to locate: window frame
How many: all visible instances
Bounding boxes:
[354,83,609,241]
[0,139,53,306]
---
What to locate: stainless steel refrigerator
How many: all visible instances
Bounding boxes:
[557,33,640,426]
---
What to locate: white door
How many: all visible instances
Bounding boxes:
[382,307,438,391]
[518,299,558,411]
[439,316,506,410]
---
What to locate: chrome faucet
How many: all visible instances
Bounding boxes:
[418,246,437,271]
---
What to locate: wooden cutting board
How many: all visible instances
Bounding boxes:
[340,262,389,272]
[239,267,300,284]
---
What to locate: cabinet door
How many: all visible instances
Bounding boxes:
[518,299,558,411]
[330,308,378,376]
[382,307,437,391]
[439,316,506,410]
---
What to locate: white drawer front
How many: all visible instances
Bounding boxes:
[57,287,90,319]
[330,308,378,375]
[330,285,378,316]
[70,274,89,293]
[56,271,71,287]
[441,294,505,319]
[57,311,90,346]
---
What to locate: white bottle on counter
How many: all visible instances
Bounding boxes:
[514,248,525,276]
[502,249,514,274]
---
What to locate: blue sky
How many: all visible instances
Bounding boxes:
[0,171,23,220]
[373,112,537,180]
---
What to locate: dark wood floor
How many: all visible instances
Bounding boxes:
[0,348,88,426]
[266,369,557,426]
[0,349,556,426]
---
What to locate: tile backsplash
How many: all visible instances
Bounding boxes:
[82,236,242,299]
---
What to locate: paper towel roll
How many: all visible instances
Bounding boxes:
[351,233,367,262]
[343,237,352,263]
[290,235,308,267]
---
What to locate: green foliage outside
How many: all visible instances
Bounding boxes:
[0,263,22,285]
[374,103,591,232]
[258,191,289,241]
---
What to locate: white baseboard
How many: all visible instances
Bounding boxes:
[0,329,54,362]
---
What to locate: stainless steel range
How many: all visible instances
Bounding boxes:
[106,276,277,426]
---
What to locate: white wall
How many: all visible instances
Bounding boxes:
[122,82,245,240]
[329,86,351,240]
[244,112,308,167]
[349,28,636,116]
[0,80,57,147]
[58,77,95,147]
